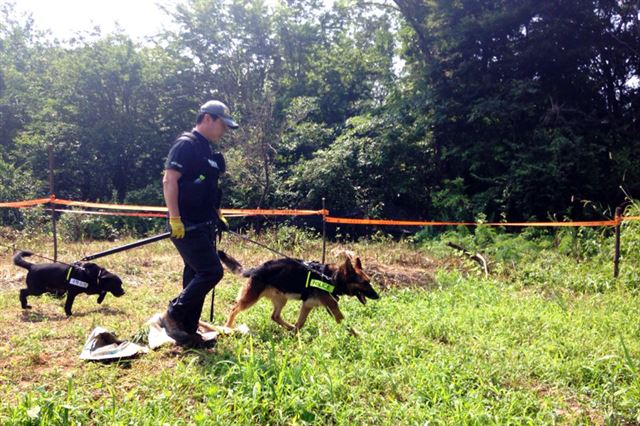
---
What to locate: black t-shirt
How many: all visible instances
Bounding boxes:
[165,130,225,224]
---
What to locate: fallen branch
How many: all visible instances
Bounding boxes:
[447,242,489,277]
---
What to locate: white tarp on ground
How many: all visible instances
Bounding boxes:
[79,317,249,361]
[145,313,249,349]
[79,326,148,361]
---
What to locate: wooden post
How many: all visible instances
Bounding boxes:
[322,197,327,264]
[48,144,58,262]
[614,206,623,278]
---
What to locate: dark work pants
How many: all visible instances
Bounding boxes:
[168,226,223,334]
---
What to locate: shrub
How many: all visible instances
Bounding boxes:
[58,212,120,241]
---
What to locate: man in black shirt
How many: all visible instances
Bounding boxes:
[161,100,238,347]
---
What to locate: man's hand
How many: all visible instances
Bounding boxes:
[169,216,185,239]
[216,211,229,242]
[217,211,229,231]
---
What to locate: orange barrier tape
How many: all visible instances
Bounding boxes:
[52,209,328,219]
[53,209,330,219]
[325,216,619,227]
[52,199,168,212]
[484,221,618,227]
[223,208,328,216]
[52,199,327,216]
[3,197,639,226]
[326,217,474,226]
[1,197,329,217]
[2,198,329,216]
[0,198,51,208]
[53,209,166,218]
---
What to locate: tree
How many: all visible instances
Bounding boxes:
[392,0,640,220]
[17,34,166,202]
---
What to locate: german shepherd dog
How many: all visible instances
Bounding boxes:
[13,251,125,316]
[219,252,379,332]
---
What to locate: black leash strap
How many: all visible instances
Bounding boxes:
[226,230,335,283]
[81,232,171,261]
[0,243,75,268]
[81,221,213,261]
[227,230,293,260]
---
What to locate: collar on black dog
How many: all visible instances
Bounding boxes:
[66,266,90,289]
[96,269,103,287]
[66,265,102,288]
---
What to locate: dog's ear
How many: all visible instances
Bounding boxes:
[103,271,122,283]
[344,257,355,274]
[354,257,362,270]
[82,263,101,275]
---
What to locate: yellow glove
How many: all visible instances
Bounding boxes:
[217,211,229,231]
[169,216,185,239]
[216,211,229,242]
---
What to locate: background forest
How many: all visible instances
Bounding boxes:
[1,0,639,230]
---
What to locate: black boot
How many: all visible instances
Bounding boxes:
[160,311,191,343]
[160,311,215,349]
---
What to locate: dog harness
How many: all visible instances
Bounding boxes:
[303,262,338,294]
[66,266,89,288]
[305,271,334,293]
[66,265,102,289]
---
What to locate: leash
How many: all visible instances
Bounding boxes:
[2,221,215,265]
[224,230,344,314]
[226,229,336,285]
[81,221,214,261]
[0,242,76,268]
[2,244,99,294]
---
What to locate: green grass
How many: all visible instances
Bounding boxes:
[1,228,639,424]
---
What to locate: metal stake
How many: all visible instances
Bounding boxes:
[209,289,215,322]
[48,144,58,262]
[322,197,327,264]
[614,206,623,278]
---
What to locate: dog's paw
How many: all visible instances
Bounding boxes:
[22,305,32,310]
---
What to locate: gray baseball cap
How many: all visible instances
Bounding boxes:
[199,100,239,129]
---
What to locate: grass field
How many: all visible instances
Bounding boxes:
[1,226,639,424]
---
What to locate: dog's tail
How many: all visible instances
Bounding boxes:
[240,268,256,277]
[218,250,244,275]
[13,251,34,270]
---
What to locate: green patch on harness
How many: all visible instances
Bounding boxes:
[305,271,334,293]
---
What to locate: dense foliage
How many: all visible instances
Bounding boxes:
[1,0,638,228]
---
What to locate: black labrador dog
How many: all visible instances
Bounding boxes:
[13,251,125,316]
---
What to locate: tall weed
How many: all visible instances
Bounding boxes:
[417,204,640,294]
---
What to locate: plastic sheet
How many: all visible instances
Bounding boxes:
[145,313,249,349]
[79,327,148,361]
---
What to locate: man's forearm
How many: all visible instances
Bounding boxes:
[163,178,180,218]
